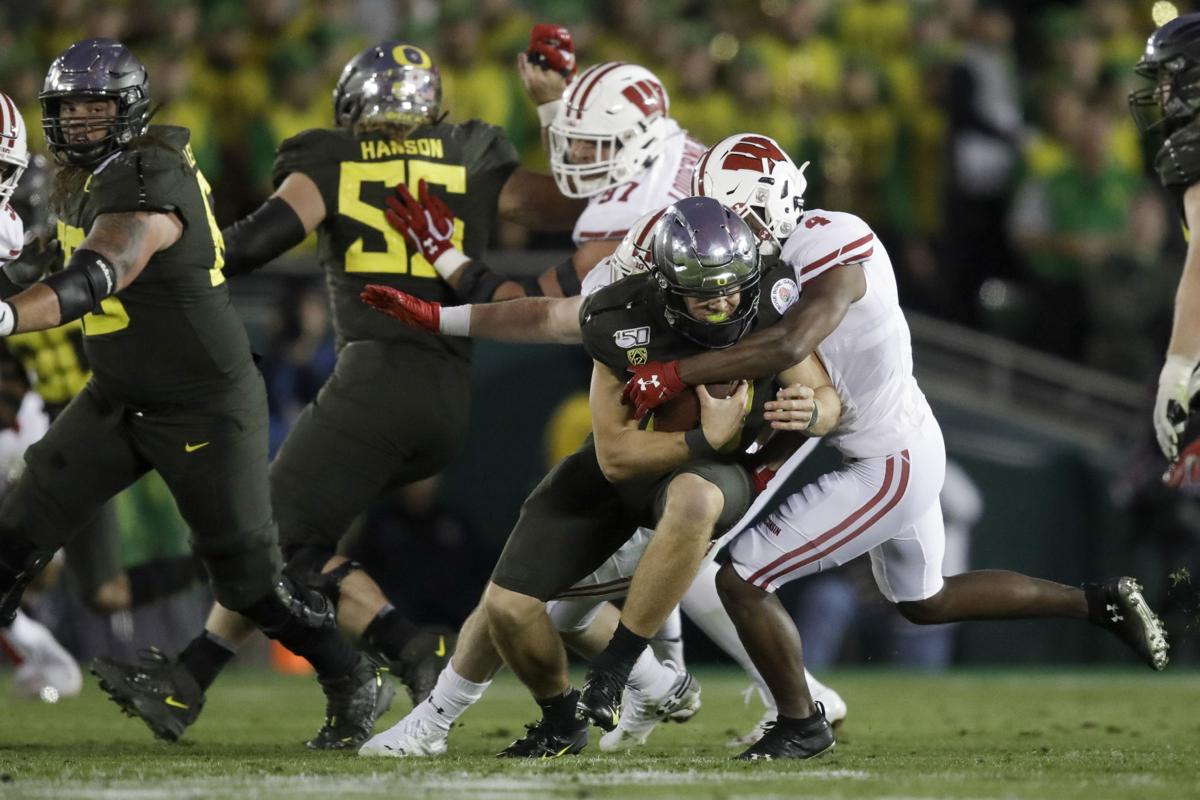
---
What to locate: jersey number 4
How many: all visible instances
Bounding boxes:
[339,160,467,278]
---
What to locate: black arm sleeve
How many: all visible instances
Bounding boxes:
[552,257,583,296]
[455,259,514,304]
[221,196,308,277]
[0,266,23,300]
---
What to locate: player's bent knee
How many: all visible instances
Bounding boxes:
[662,473,726,528]
[895,592,948,625]
[483,582,545,633]
[715,560,763,609]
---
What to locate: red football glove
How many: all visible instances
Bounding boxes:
[751,466,777,496]
[385,179,457,265]
[526,23,576,79]
[360,284,441,333]
[622,360,686,420]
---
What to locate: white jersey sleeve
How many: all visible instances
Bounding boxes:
[0,203,23,265]
[571,120,705,246]
[781,209,874,286]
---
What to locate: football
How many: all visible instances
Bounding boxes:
[648,382,740,432]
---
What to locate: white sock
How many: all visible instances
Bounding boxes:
[414,661,491,732]
[626,646,675,697]
[650,606,685,668]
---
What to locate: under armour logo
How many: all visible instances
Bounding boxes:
[1106,602,1124,624]
[638,375,661,391]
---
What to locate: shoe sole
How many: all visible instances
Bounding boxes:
[737,738,836,762]
[90,660,183,743]
[1116,579,1170,671]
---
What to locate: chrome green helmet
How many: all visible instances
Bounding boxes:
[651,196,761,350]
[333,42,441,134]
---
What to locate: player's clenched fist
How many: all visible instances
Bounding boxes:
[518,23,575,105]
[622,360,686,420]
[385,179,457,266]
[361,285,441,333]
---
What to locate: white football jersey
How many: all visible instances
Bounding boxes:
[579,207,668,297]
[571,119,705,247]
[0,202,23,265]
[783,209,931,458]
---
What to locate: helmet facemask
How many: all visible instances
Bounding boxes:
[42,94,143,168]
[1130,55,1200,138]
[0,100,28,206]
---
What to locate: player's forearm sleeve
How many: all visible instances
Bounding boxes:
[221,196,307,277]
[455,259,520,303]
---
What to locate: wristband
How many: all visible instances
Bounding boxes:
[0,300,16,336]
[439,304,471,337]
[685,427,720,460]
[537,100,562,128]
[431,248,470,280]
[804,401,820,433]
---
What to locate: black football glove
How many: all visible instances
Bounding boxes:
[1155,122,1200,189]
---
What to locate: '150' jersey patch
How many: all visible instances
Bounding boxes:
[613,326,651,348]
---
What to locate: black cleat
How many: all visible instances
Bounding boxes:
[91,648,204,742]
[1084,577,1170,671]
[390,627,456,706]
[1,551,52,627]
[735,705,836,761]
[306,656,395,750]
[577,666,626,732]
[496,716,589,758]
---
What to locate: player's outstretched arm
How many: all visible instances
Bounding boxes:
[622,266,865,420]
[221,173,325,276]
[361,285,584,344]
[0,210,180,335]
[497,167,587,232]
[1154,183,1200,459]
[387,179,615,301]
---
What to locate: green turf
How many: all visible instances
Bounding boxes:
[0,666,1197,799]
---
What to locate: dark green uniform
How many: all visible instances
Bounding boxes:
[0,126,279,610]
[491,264,796,601]
[267,123,518,567]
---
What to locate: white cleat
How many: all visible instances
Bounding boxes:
[3,611,82,701]
[727,682,847,747]
[599,661,701,751]
[358,714,448,757]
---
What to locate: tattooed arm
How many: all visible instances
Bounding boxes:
[0,211,182,334]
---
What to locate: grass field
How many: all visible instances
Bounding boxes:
[1,666,1197,800]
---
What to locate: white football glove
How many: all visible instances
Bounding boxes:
[1154,355,1200,460]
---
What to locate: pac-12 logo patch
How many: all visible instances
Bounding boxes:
[627,347,648,365]
[770,278,799,314]
[613,325,650,348]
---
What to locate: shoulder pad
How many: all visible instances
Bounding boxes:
[783,210,875,284]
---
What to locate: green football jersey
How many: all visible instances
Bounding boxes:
[54,125,254,403]
[579,262,800,455]
[271,122,519,355]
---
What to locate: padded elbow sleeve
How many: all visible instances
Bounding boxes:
[221,196,307,276]
[456,259,513,303]
[42,248,117,323]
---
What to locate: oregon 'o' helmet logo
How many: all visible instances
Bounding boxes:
[395,45,432,69]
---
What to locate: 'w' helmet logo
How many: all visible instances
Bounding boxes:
[621,80,666,118]
[721,135,787,174]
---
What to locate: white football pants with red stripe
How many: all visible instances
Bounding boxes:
[729,414,947,601]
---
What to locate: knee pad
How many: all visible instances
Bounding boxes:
[239,575,335,637]
[283,547,363,605]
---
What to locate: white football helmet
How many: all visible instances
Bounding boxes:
[610,207,668,280]
[692,133,808,256]
[549,62,671,198]
[0,93,29,206]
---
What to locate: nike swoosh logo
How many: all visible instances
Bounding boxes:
[434,635,446,658]
[164,695,189,709]
[184,441,210,453]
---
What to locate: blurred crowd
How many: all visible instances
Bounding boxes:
[0,0,1185,378]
